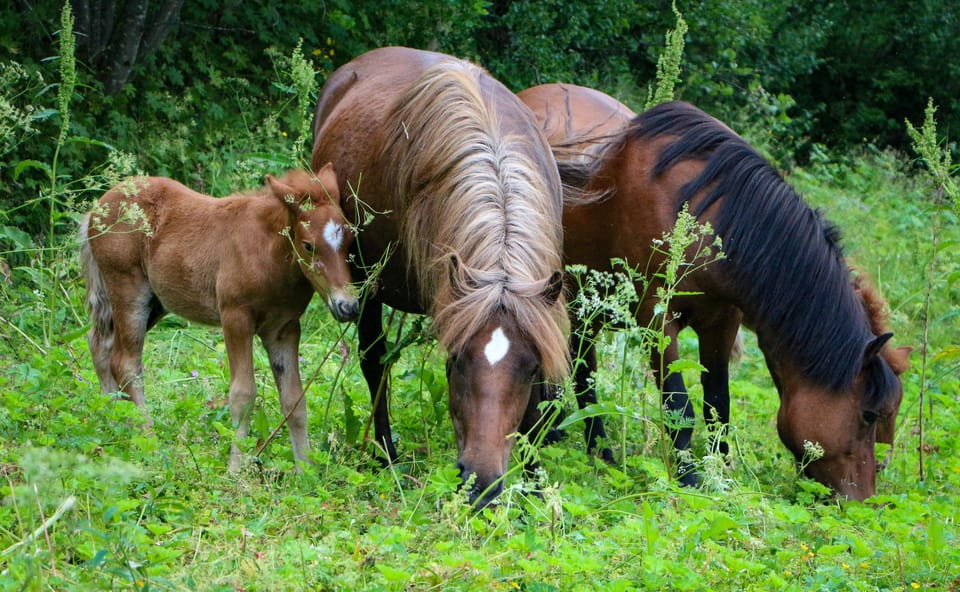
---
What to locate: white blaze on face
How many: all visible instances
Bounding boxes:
[323,220,343,252]
[484,327,510,366]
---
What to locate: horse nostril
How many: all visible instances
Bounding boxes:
[339,299,359,320]
[332,298,359,321]
[455,461,468,481]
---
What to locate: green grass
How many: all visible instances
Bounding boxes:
[1,146,958,591]
[2,14,958,586]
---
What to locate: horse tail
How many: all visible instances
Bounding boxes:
[730,327,745,365]
[551,136,621,208]
[79,213,118,393]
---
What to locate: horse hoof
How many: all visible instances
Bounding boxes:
[597,448,615,464]
[541,427,567,445]
[678,463,700,488]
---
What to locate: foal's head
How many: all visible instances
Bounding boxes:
[267,164,359,322]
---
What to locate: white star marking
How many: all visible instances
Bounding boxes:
[323,220,343,251]
[484,327,510,366]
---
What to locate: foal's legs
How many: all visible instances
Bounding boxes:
[221,308,258,473]
[261,319,310,470]
[105,274,155,423]
[356,299,398,463]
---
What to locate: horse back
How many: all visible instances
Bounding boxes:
[88,177,302,326]
[310,47,479,309]
[519,83,635,147]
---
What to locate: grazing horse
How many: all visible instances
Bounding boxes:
[80,165,359,471]
[311,47,569,506]
[518,83,911,500]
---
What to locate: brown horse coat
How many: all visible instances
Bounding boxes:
[519,83,910,500]
[312,47,569,506]
[81,166,357,471]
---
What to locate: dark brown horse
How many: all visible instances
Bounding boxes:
[518,83,911,500]
[311,47,569,506]
[80,165,359,472]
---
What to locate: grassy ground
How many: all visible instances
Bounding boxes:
[1,143,958,591]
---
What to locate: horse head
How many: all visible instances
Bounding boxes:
[268,163,359,322]
[444,265,566,508]
[774,333,910,500]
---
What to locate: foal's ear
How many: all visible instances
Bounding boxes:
[863,332,894,366]
[267,174,300,211]
[541,270,564,305]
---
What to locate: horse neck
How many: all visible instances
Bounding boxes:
[235,192,304,275]
[625,102,876,391]
[709,188,873,392]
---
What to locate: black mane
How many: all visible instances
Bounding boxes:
[629,101,876,392]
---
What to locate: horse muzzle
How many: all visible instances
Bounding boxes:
[456,461,505,509]
[328,294,360,322]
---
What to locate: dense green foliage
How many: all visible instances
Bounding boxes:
[1,2,959,590]
[3,1,960,234]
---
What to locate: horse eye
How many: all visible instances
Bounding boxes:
[862,410,880,425]
[446,353,462,375]
[302,241,314,253]
[529,363,542,381]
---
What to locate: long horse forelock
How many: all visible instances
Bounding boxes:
[383,61,568,379]
[433,265,571,382]
[424,138,569,381]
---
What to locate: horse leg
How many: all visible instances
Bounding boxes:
[696,313,742,458]
[570,324,614,463]
[88,316,118,395]
[261,319,310,472]
[105,277,154,425]
[652,323,697,486]
[221,309,258,473]
[357,299,398,463]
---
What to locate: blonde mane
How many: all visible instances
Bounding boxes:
[380,60,569,380]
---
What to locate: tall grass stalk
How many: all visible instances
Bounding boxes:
[906,98,959,480]
[649,207,724,476]
[36,3,77,346]
[646,1,686,109]
[287,39,317,169]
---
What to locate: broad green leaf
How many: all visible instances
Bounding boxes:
[13,159,51,180]
[376,564,410,583]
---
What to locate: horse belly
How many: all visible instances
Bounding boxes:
[145,258,221,326]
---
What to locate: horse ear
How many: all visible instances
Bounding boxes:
[267,174,299,212]
[542,270,564,305]
[863,332,894,366]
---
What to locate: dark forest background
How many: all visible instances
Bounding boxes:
[2,0,958,236]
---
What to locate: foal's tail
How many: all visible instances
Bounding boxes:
[79,213,118,393]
